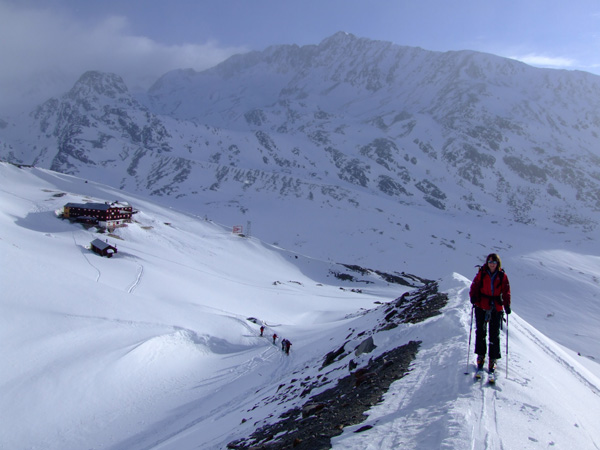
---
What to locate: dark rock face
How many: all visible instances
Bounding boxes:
[227,282,448,449]
[227,341,420,450]
[354,336,376,357]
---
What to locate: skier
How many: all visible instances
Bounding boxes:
[272,333,278,344]
[469,253,511,382]
[284,339,292,355]
[281,338,287,351]
[260,326,265,337]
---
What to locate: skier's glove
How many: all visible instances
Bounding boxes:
[470,296,476,305]
[505,306,511,314]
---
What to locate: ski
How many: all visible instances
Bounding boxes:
[472,366,498,384]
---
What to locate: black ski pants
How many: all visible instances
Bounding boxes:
[474,306,502,360]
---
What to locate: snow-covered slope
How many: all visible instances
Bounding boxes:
[332,285,600,450]
[1,162,599,449]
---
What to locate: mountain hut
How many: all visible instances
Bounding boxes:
[90,239,117,258]
[63,201,133,229]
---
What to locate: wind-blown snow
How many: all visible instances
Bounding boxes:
[1,162,599,449]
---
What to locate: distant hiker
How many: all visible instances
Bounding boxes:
[284,339,292,355]
[281,338,287,351]
[260,326,265,337]
[469,253,511,378]
[272,333,278,344]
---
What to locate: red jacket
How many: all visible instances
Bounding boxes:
[470,268,511,311]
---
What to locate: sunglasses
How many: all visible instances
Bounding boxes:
[487,260,498,264]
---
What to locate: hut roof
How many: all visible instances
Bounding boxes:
[91,239,116,251]
[66,202,112,211]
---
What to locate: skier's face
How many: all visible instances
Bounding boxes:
[487,260,498,272]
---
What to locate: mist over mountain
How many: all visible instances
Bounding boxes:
[1,31,600,275]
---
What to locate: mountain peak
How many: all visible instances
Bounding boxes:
[67,71,129,101]
[319,31,357,46]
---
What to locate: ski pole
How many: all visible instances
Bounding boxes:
[465,306,474,374]
[505,313,509,378]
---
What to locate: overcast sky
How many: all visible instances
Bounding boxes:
[2,0,600,115]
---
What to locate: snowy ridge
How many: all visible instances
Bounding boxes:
[333,276,600,449]
[1,162,599,449]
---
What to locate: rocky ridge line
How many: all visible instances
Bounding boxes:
[227,281,448,449]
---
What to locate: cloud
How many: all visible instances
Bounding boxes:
[0,2,246,114]
[509,53,577,70]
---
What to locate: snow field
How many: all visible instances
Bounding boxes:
[1,163,600,449]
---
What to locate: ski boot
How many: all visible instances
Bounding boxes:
[475,355,485,379]
[488,359,497,383]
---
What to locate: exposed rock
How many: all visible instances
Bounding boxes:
[354,336,376,357]
[227,341,420,450]
[227,281,448,449]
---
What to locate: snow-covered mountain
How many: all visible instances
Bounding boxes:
[2,32,600,447]
[2,32,600,269]
[1,162,599,449]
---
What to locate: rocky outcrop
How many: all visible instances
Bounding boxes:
[227,282,448,449]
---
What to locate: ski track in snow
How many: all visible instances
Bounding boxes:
[333,282,600,450]
[129,244,249,286]
[332,289,473,449]
[473,382,504,450]
[109,332,292,450]
[511,317,600,398]
[467,313,600,450]
[128,263,144,293]
[71,228,146,294]
[73,232,101,282]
